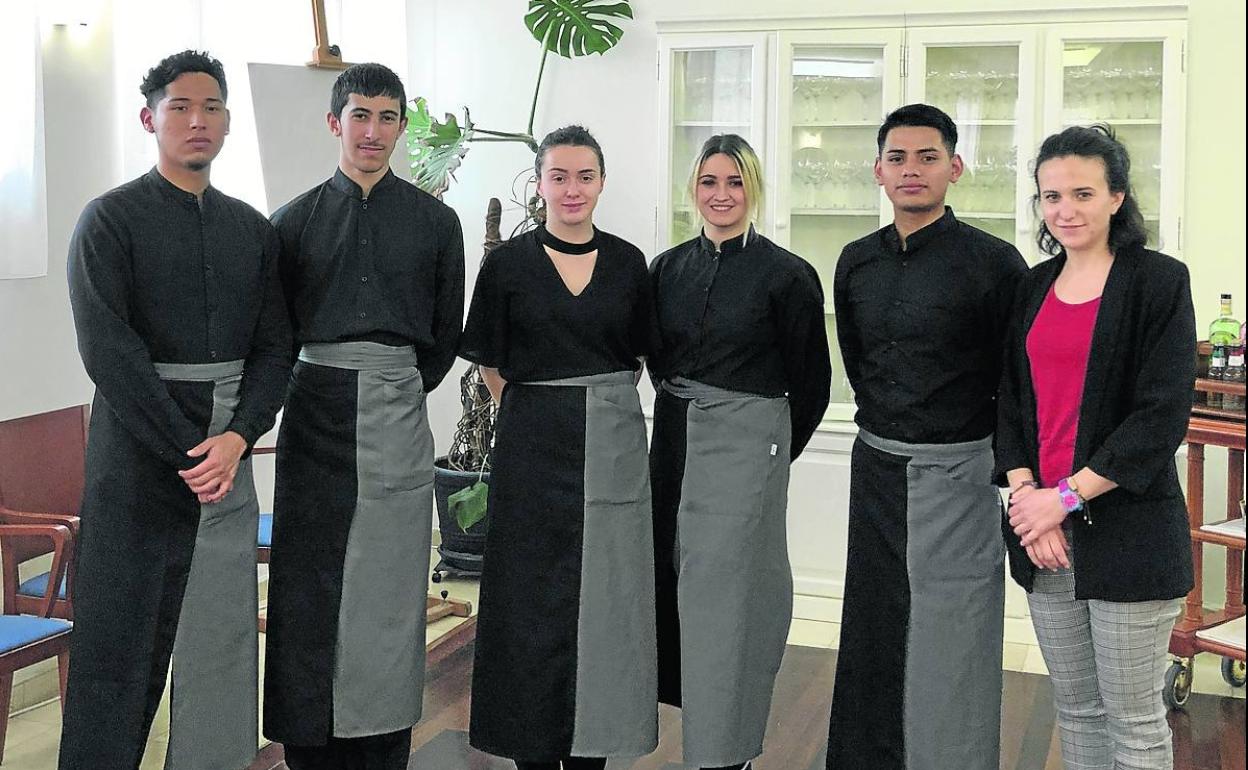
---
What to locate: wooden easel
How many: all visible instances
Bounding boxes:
[307,0,350,70]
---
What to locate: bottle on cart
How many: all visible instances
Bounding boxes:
[1224,340,1245,412]
[1208,343,1227,410]
[1209,293,1240,345]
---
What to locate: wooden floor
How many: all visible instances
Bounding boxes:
[248,644,1246,770]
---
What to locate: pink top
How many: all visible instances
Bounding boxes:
[1026,286,1102,488]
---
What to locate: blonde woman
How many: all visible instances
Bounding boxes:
[648,134,831,770]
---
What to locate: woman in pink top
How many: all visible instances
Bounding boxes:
[995,125,1195,770]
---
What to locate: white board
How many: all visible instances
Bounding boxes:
[248,62,409,213]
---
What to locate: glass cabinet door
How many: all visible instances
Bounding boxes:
[1044,22,1186,257]
[777,31,903,417]
[658,34,768,252]
[907,28,1039,258]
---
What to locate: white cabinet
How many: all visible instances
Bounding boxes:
[658,16,1188,423]
[1043,21,1187,257]
[657,33,768,249]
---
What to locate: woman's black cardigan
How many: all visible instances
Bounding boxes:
[994,245,1196,602]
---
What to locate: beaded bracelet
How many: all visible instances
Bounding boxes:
[1057,477,1084,514]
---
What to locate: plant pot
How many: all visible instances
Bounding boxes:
[433,456,490,576]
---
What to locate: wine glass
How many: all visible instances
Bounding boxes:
[794,147,831,209]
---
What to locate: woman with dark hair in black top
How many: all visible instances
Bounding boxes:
[462,126,659,770]
[648,134,831,770]
[996,125,1195,770]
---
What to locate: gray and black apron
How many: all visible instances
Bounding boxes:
[650,377,793,768]
[826,429,1004,770]
[60,360,259,770]
[469,370,658,762]
[264,342,433,745]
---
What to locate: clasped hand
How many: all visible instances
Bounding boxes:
[1008,484,1071,571]
[178,431,247,504]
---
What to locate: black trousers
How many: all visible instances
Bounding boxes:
[283,728,412,770]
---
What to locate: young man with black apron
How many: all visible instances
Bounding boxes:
[262,62,465,770]
[826,104,1027,770]
[62,50,291,770]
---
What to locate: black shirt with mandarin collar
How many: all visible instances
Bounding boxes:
[67,167,292,470]
[833,207,1028,444]
[271,168,466,392]
[649,227,832,459]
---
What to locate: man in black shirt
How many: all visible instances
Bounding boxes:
[826,105,1027,770]
[263,63,464,770]
[61,51,291,770]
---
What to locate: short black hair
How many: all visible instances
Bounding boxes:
[140,50,227,109]
[535,125,605,178]
[877,103,958,157]
[1032,124,1149,257]
[331,63,407,120]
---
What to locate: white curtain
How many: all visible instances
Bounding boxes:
[0,1,48,279]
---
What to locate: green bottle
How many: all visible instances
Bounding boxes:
[1209,294,1240,346]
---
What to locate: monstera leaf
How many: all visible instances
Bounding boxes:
[405,97,473,198]
[524,0,633,58]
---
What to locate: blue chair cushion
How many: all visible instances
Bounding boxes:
[17,572,67,600]
[0,615,72,654]
[258,512,273,548]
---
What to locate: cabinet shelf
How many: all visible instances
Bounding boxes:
[674,120,751,128]
[792,207,879,217]
[1063,118,1161,126]
[792,120,879,128]
[958,211,1015,220]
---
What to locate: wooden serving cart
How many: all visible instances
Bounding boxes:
[1163,353,1246,709]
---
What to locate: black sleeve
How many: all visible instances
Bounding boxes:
[993,246,1030,351]
[993,273,1034,487]
[224,218,293,446]
[66,198,203,470]
[831,245,863,391]
[271,201,305,362]
[629,248,662,361]
[645,252,669,389]
[459,247,508,368]
[779,264,832,459]
[1085,261,1197,495]
[420,210,466,392]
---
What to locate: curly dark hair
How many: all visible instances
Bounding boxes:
[140,50,227,109]
[1032,124,1148,257]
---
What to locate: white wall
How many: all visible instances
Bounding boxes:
[0,20,113,421]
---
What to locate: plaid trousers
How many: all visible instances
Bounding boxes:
[1028,566,1182,770]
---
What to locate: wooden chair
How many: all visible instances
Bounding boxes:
[0,519,74,763]
[0,405,89,621]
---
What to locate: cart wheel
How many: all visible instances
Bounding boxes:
[1221,657,1246,687]
[1163,659,1192,710]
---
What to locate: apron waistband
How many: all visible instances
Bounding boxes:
[858,427,993,460]
[660,376,780,402]
[520,371,636,388]
[152,359,245,382]
[299,342,418,371]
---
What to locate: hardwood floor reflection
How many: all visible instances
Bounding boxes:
[249,644,1246,770]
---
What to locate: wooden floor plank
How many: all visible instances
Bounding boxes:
[250,644,1245,770]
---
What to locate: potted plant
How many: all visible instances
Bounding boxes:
[410,0,635,577]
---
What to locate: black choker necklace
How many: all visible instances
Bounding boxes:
[539,225,598,255]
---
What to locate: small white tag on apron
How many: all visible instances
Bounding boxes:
[769,443,778,456]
